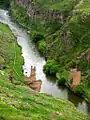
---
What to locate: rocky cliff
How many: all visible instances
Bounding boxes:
[15,0,74,23]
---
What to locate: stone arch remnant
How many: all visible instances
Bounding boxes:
[24,66,42,92]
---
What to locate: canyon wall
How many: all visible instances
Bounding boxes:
[16,0,66,23]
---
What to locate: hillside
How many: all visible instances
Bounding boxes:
[10,0,90,101]
[0,22,90,120]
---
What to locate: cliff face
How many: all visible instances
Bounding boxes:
[16,0,34,17]
[16,0,72,23]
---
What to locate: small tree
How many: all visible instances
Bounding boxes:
[43,60,59,76]
[57,70,69,85]
[38,40,46,53]
[31,31,44,43]
[72,84,85,96]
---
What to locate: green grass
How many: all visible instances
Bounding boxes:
[0,72,90,120]
[36,0,79,12]
[74,0,90,12]
[0,22,23,83]
[50,0,77,12]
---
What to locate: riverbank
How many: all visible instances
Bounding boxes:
[10,0,90,102]
[0,22,90,120]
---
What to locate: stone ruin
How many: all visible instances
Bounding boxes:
[69,68,81,88]
[24,66,42,92]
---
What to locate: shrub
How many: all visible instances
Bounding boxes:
[31,31,44,43]
[78,60,89,72]
[0,56,5,69]
[43,60,59,76]
[72,84,85,96]
[57,77,66,85]
[57,70,69,85]
[0,0,10,8]
[38,40,46,53]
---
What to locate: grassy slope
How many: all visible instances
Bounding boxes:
[36,0,79,12]
[0,22,90,120]
[0,74,89,120]
[0,22,23,83]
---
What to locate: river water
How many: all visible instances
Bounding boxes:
[0,9,90,115]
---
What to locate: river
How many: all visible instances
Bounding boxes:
[0,9,90,115]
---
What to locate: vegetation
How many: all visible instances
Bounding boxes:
[0,74,90,120]
[10,1,30,29]
[57,70,69,85]
[43,60,59,76]
[0,22,89,120]
[0,0,10,8]
[72,84,86,96]
[36,0,79,12]
[10,0,90,101]
[31,31,44,43]
[0,22,23,83]
[38,40,46,54]
[30,31,46,54]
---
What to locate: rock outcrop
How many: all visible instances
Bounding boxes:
[15,0,66,23]
[69,68,81,88]
[78,51,90,64]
